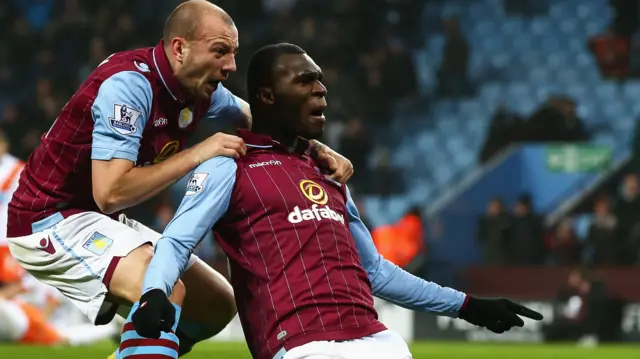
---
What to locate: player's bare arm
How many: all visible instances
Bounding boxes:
[92,133,245,214]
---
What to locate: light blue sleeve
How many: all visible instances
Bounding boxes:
[142,157,238,295]
[91,71,153,162]
[346,187,467,317]
[202,84,245,128]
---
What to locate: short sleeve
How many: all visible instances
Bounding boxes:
[91,71,153,162]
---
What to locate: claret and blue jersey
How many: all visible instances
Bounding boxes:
[144,129,467,359]
[7,41,245,237]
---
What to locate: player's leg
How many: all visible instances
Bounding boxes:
[121,215,237,356]
[15,301,67,346]
[7,212,185,357]
[107,244,186,358]
[177,258,236,353]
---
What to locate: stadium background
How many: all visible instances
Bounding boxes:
[3,0,640,357]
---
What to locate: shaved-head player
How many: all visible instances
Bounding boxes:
[5,1,353,358]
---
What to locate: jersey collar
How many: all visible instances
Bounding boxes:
[237,129,311,155]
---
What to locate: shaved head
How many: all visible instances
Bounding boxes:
[162,0,239,100]
[163,0,234,43]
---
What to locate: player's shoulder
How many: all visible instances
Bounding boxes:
[86,47,157,92]
[94,47,154,77]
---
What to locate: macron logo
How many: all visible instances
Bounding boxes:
[287,204,345,225]
[249,160,282,169]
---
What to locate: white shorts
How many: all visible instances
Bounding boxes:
[7,212,198,325]
[282,330,412,359]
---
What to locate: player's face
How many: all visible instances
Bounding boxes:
[179,19,238,99]
[273,54,327,139]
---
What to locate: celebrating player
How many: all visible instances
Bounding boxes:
[5,1,352,357]
[131,43,543,359]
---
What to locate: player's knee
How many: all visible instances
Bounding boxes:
[107,244,154,305]
[169,279,186,306]
[176,329,196,357]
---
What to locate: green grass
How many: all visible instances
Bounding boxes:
[0,341,638,359]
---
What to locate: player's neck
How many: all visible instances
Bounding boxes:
[164,46,196,103]
[251,122,297,150]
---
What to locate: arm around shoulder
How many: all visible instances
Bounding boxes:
[90,71,201,213]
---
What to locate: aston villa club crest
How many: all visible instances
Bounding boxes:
[179,107,194,129]
[109,104,141,135]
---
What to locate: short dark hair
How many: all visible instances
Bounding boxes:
[246,43,306,106]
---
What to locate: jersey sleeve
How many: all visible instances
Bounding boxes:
[142,157,238,295]
[91,71,153,163]
[202,84,245,131]
[345,186,467,317]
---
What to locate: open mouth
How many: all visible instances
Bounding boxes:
[310,106,326,119]
[206,80,219,90]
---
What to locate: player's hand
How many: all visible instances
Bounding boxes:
[131,289,176,339]
[458,296,543,333]
[311,142,354,183]
[193,132,247,162]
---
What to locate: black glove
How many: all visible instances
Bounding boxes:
[458,296,543,333]
[132,289,176,339]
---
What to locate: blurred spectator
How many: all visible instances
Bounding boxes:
[509,194,545,265]
[478,105,524,164]
[477,198,511,265]
[609,0,640,37]
[628,29,640,77]
[338,117,373,187]
[503,0,548,17]
[436,17,470,98]
[371,206,425,275]
[548,219,582,266]
[586,195,622,265]
[382,39,418,101]
[544,268,607,345]
[589,28,630,79]
[615,173,640,264]
[519,95,590,143]
[366,148,405,197]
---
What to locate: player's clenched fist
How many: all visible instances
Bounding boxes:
[458,296,543,333]
[132,289,176,339]
[192,132,247,162]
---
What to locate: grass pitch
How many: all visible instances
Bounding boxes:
[0,341,638,359]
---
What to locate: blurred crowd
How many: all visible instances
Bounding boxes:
[479,96,591,164]
[477,172,640,267]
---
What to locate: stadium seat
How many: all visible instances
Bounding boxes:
[387,0,640,229]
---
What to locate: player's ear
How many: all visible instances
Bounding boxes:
[258,87,275,105]
[171,37,187,63]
